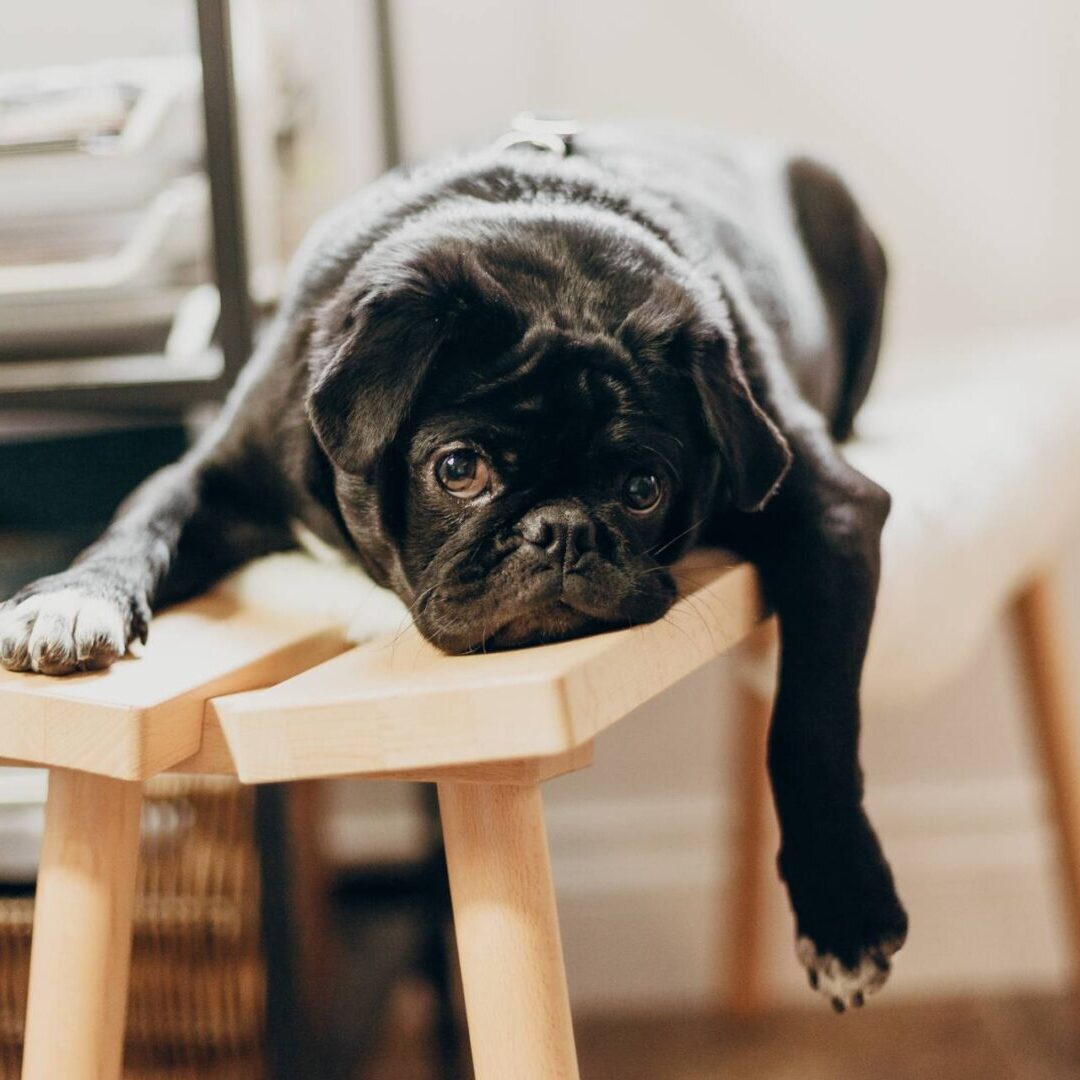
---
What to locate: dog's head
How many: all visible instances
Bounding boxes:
[306,210,789,652]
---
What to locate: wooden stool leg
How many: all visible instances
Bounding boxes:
[724,619,776,1018]
[437,781,578,1080]
[1012,573,1080,977]
[22,768,142,1080]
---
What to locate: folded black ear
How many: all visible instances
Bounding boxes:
[692,330,792,513]
[307,282,449,475]
[306,253,522,475]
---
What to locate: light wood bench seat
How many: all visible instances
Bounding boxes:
[0,547,762,1080]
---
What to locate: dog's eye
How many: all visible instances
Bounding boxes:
[435,450,491,498]
[623,472,663,513]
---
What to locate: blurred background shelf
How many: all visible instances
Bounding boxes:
[0,1,256,413]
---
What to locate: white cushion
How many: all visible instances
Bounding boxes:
[849,323,1080,707]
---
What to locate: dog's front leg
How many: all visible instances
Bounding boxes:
[0,432,294,676]
[718,424,907,1010]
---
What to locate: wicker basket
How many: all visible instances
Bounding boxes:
[0,775,265,1079]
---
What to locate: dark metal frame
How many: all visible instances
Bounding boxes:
[373,0,403,170]
[194,0,254,381]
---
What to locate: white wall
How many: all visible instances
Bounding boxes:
[0,0,196,68]
[388,0,1080,352]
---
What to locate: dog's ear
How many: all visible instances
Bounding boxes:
[621,279,791,513]
[691,326,792,513]
[307,281,448,475]
[307,263,520,475]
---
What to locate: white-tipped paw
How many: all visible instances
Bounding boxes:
[0,590,129,675]
[796,935,901,1013]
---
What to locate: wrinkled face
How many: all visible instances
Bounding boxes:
[395,336,703,651]
[307,217,790,653]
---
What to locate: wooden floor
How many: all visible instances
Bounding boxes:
[367,986,1080,1079]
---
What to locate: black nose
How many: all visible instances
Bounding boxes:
[519,504,597,567]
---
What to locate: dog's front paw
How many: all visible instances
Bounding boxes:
[0,576,149,675]
[780,823,908,1012]
[796,933,903,1013]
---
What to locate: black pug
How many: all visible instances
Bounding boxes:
[0,123,906,1009]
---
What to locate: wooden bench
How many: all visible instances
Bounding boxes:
[3,541,1077,1078]
[0,549,762,1080]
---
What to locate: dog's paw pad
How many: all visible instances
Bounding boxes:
[1,590,128,675]
[796,935,901,1012]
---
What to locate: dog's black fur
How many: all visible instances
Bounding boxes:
[0,126,906,1007]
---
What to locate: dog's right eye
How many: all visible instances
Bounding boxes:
[623,471,663,513]
[435,450,492,499]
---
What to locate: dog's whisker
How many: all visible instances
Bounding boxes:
[649,515,707,560]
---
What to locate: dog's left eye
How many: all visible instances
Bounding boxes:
[435,450,492,498]
[623,472,663,513]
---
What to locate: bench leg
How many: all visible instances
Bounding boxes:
[22,768,142,1080]
[725,653,774,1017]
[437,781,578,1080]
[1012,574,1080,980]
